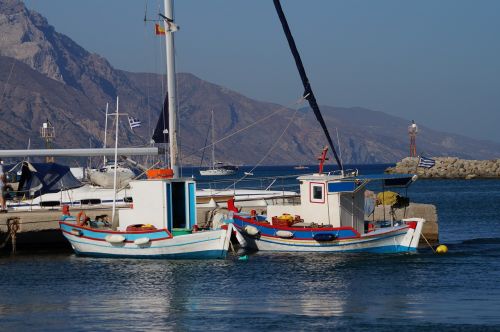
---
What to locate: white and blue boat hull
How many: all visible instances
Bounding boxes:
[59,222,233,259]
[233,216,425,254]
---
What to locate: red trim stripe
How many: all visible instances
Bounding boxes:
[59,221,173,237]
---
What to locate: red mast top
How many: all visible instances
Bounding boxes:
[318,146,329,174]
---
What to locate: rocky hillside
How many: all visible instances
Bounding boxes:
[1,0,500,165]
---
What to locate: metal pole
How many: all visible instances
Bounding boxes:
[112,97,119,224]
[0,148,159,158]
[103,102,109,165]
[164,0,179,178]
[211,110,215,170]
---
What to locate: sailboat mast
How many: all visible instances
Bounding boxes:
[211,110,215,170]
[273,0,343,171]
[164,0,179,178]
[103,102,109,166]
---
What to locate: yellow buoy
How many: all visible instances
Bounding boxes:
[436,244,448,254]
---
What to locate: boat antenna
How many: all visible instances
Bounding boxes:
[272,0,343,170]
[335,127,344,174]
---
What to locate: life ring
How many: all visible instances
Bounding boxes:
[77,211,88,227]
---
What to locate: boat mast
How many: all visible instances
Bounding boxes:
[164,0,179,178]
[103,102,109,165]
[211,109,215,170]
[272,0,343,171]
[111,97,119,224]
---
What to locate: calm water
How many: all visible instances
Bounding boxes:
[1,165,500,331]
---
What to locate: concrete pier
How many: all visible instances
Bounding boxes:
[368,203,439,244]
[0,207,119,251]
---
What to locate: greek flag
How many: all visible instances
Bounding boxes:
[418,156,436,168]
[128,116,141,130]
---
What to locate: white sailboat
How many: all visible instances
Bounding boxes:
[199,110,238,176]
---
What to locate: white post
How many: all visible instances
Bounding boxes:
[164,0,179,178]
[211,109,215,170]
[103,102,109,165]
[111,97,119,224]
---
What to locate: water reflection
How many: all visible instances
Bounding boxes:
[1,245,500,330]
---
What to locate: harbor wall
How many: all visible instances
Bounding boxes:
[386,157,500,179]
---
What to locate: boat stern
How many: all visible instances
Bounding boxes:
[399,218,426,251]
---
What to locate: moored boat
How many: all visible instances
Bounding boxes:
[59,177,234,259]
[224,1,424,253]
[228,160,425,253]
[199,110,238,176]
[58,0,238,259]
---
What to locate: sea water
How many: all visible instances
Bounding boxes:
[1,165,500,331]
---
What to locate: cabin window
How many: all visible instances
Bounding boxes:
[313,186,323,200]
[310,182,325,203]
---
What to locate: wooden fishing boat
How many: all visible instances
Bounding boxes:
[229,158,425,253]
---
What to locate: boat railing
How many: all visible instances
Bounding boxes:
[327,168,359,177]
[197,174,301,194]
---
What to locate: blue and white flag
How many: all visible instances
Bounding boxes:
[128,116,141,130]
[418,156,436,168]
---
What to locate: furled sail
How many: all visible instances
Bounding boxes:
[152,94,169,143]
[273,0,343,170]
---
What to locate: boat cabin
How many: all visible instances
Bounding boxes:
[118,178,197,232]
[266,172,417,235]
[267,173,367,233]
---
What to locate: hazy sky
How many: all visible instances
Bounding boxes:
[23,0,500,143]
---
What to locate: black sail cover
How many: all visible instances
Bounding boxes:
[17,162,83,197]
[273,0,343,170]
[152,94,169,143]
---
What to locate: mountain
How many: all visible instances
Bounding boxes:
[1,0,500,165]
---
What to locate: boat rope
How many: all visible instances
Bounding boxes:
[420,232,436,253]
[0,58,16,112]
[223,106,302,191]
[181,95,307,162]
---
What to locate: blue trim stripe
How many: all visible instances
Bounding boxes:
[328,181,358,193]
[73,249,228,259]
[189,183,196,229]
[257,245,416,254]
[166,183,172,231]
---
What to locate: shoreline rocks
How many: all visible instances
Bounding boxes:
[386,157,500,179]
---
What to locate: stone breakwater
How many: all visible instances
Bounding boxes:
[386,157,500,179]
